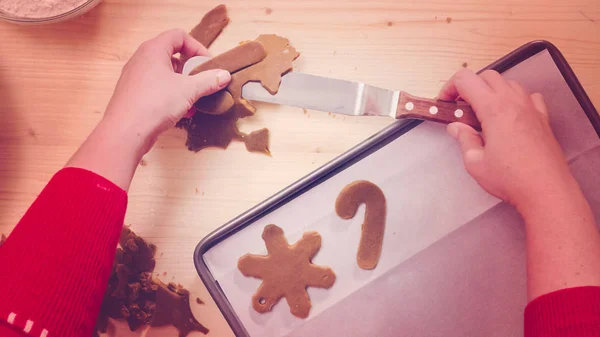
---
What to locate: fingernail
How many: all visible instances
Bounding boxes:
[447,123,459,138]
[217,70,231,88]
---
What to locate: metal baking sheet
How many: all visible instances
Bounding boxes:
[195,41,600,337]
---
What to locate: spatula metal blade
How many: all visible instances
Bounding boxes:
[242,72,399,118]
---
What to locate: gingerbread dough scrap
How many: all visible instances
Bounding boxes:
[151,280,209,336]
[190,4,229,48]
[95,227,209,336]
[190,41,267,76]
[176,110,270,154]
[243,128,270,154]
[335,180,386,270]
[238,224,336,318]
[228,34,300,118]
[176,111,242,151]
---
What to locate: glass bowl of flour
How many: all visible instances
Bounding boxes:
[0,0,101,24]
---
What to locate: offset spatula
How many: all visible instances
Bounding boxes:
[183,56,480,130]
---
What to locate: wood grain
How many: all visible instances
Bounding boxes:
[0,0,598,336]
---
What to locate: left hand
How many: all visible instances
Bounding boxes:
[103,29,231,150]
[67,29,231,190]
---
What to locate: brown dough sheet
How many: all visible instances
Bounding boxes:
[190,4,229,48]
[237,224,336,318]
[335,180,387,270]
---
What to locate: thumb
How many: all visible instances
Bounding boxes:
[184,69,231,101]
[447,122,486,177]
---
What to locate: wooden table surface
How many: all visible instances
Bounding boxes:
[0,0,598,336]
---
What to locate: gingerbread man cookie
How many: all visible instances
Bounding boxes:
[238,224,336,318]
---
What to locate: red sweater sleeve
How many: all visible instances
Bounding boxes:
[0,168,127,337]
[525,286,600,337]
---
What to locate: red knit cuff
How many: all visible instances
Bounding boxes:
[525,286,600,337]
[0,168,127,337]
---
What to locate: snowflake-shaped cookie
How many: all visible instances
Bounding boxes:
[237,224,336,318]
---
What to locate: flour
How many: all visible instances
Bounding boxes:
[0,0,88,19]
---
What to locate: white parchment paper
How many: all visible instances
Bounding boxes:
[204,122,500,336]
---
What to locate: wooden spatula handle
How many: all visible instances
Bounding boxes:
[396,91,481,131]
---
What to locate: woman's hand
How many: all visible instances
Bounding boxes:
[67,29,230,190]
[438,69,572,211]
[104,29,231,148]
[441,69,600,300]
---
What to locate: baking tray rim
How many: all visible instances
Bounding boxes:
[193,40,600,337]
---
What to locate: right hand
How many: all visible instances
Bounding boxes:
[439,69,574,211]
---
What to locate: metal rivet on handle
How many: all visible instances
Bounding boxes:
[454,109,464,118]
[405,102,414,111]
[429,106,438,115]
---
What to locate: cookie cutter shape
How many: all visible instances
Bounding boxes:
[335,180,387,270]
[238,224,336,318]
